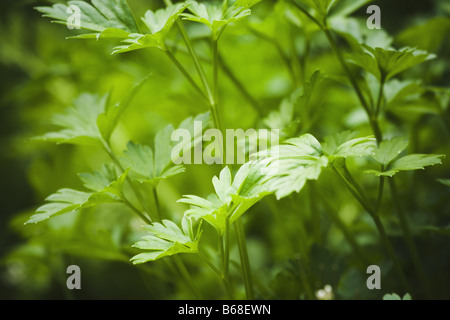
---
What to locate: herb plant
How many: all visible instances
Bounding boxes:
[1,0,449,300]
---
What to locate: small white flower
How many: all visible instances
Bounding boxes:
[315,284,334,300]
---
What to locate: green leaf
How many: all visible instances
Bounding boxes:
[120,142,154,181]
[263,70,324,139]
[26,165,129,224]
[366,153,445,177]
[384,79,423,109]
[345,49,381,80]
[78,163,128,198]
[396,17,450,53]
[331,17,393,53]
[234,0,264,9]
[120,140,185,186]
[26,189,91,224]
[179,194,227,233]
[403,293,412,300]
[347,46,436,81]
[175,111,213,156]
[62,238,130,262]
[290,0,339,27]
[371,136,409,166]
[154,124,178,176]
[36,0,139,40]
[142,3,187,35]
[328,0,373,18]
[228,162,270,222]
[34,93,108,146]
[79,164,118,192]
[182,1,251,39]
[112,3,188,53]
[383,293,401,300]
[298,69,326,109]
[383,293,412,300]
[119,112,210,186]
[130,217,201,263]
[390,154,445,171]
[323,131,376,160]
[97,76,149,141]
[111,33,159,54]
[367,46,435,81]
[178,163,269,234]
[333,136,375,158]
[285,1,321,35]
[263,92,297,138]
[252,133,328,199]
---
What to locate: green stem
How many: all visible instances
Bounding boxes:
[296,254,315,300]
[371,213,411,292]
[288,196,311,265]
[289,1,322,29]
[317,189,371,266]
[267,197,296,254]
[166,4,250,300]
[198,252,233,299]
[173,255,202,299]
[234,219,255,300]
[248,27,297,84]
[219,232,225,273]
[300,37,311,84]
[152,187,161,222]
[164,49,209,102]
[375,175,385,213]
[101,140,154,222]
[175,20,215,106]
[294,0,417,294]
[288,23,302,87]
[198,251,220,275]
[171,14,243,299]
[322,28,369,113]
[122,198,152,225]
[280,194,315,298]
[211,38,224,135]
[332,163,410,292]
[224,217,230,281]
[389,178,432,298]
[332,165,372,214]
[291,0,383,142]
[164,39,262,116]
[321,27,383,142]
[218,53,263,116]
[375,76,386,117]
[308,183,321,243]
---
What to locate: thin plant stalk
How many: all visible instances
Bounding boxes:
[389,178,432,298]
[198,251,233,298]
[332,163,411,292]
[164,39,262,115]
[173,255,202,299]
[322,26,383,142]
[163,0,255,299]
[152,187,161,222]
[288,23,303,87]
[296,254,315,300]
[317,189,372,266]
[101,139,155,222]
[164,49,209,102]
[122,198,152,225]
[234,220,255,300]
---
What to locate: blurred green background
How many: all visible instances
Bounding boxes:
[1,0,449,299]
